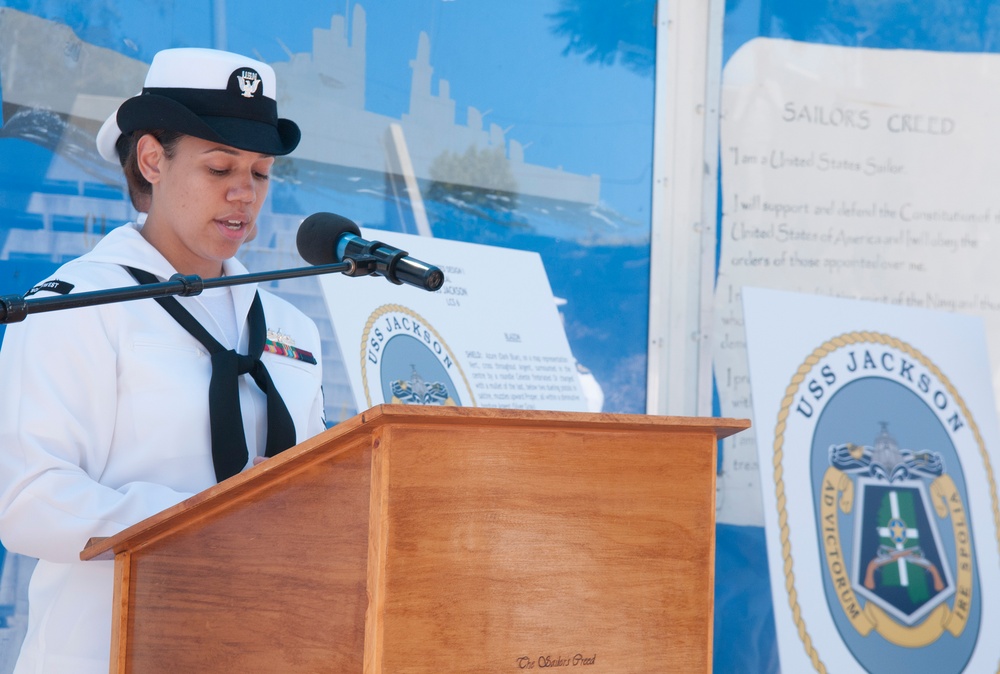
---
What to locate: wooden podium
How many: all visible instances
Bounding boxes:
[82,405,748,673]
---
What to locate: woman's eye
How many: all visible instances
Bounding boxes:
[208,167,228,176]
[254,171,270,181]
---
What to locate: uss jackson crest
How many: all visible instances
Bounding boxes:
[772,332,992,673]
[360,304,474,408]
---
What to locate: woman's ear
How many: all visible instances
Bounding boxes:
[135,133,165,185]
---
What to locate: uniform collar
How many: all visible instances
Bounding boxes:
[88,222,259,324]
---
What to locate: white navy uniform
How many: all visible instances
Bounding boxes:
[0,222,326,673]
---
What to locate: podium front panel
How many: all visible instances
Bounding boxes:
[370,421,716,673]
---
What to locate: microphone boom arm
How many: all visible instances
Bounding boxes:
[0,260,357,325]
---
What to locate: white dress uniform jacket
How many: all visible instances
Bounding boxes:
[0,223,326,673]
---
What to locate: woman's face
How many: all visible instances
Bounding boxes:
[138,133,274,277]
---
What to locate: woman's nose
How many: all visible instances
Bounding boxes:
[228,175,257,203]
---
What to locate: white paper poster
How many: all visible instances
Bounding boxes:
[317,230,589,413]
[715,38,1000,525]
[743,286,1000,673]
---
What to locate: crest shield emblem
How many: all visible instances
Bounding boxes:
[741,288,1000,673]
[855,480,951,623]
[773,332,985,673]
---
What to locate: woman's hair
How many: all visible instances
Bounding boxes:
[115,129,184,212]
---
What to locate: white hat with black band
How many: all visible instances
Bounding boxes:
[96,47,300,163]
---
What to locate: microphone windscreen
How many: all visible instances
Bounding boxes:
[296,212,362,265]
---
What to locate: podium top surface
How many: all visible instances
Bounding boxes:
[355,404,749,435]
[81,406,748,561]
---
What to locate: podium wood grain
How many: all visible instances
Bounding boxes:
[83,405,748,673]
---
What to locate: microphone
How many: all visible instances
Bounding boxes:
[296,212,444,292]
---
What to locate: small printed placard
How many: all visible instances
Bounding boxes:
[318,230,589,413]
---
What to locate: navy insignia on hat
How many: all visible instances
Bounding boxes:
[230,68,262,99]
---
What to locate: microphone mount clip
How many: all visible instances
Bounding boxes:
[341,239,407,285]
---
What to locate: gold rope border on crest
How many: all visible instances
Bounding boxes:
[773,331,1000,673]
[359,303,476,409]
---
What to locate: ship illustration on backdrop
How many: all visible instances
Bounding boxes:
[274,6,600,205]
[0,5,601,206]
